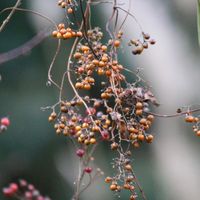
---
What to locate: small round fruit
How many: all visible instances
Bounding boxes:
[114,40,120,47]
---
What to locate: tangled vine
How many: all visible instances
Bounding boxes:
[1,0,200,200]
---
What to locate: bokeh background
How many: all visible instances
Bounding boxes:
[0,0,200,199]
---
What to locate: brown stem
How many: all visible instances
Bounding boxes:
[72,144,98,200]
[130,169,147,200]
[146,107,200,118]
[0,0,21,32]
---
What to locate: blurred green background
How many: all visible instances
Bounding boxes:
[0,1,200,200]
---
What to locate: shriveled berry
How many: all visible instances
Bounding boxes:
[76,149,85,157]
[84,167,92,173]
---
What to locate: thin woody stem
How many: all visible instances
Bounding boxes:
[146,107,200,118]
[130,169,147,200]
[0,0,21,32]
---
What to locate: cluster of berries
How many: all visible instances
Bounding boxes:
[105,152,137,200]
[52,23,83,40]
[185,114,200,136]
[76,148,104,176]
[57,0,74,13]
[0,117,10,133]
[2,180,50,200]
[48,22,159,198]
[129,32,156,55]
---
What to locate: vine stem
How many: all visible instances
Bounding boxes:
[61,0,98,128]
[0,0,21,32]
[130,169,147,200]
[72,144,98,200]
[146,107,200,118]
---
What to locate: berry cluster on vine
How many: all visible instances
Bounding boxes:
[2,180,50,200]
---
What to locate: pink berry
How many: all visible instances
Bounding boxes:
[19,179,27,187]
[28,184,35,191]
[1,117,10,126]
[25,191,33,199]
[37,196,44,200]
[2,187,14,197]
[86,107,96,115]
[101,130,110,140]
[84,167,92,173]
[9,183,18,193]
[76,149,85,157]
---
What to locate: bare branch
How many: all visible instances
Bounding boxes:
[0,0,21,32]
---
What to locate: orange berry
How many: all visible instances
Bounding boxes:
[101,45,107,51]
[63,32,72,39]
[56,32,62,39]
[88,77,95,84]
[105,70,112,77]
[98,69,105,75]
[90,138,96,144]
[83,83,91,90]
[105,177,112,183]
[124,184,131,190]
[146,134,154,143]
[84,139,90,145]
[111,142,118,150]
[48,116,53,122]
[51,112,57,118]
[132,141,140,148]
[136,102,143,109]
[52,30,58,37]
[101,92,108,99]
[74,52,82,59]
[99,61,106,67]
[92,59,99,66]
[135,109,143,116]
[81,45,90,52]
[137,134,145,141]
[66,28,72,32]
[58,23,65,29]
[130,195,136,200]
[67,7,73,14]
[110,184,117,191]
[76,31,83,37]
[140,118,147,125]
[125,164,132,171]
[101,56,108,62]
[60,28,66,35]
[71,31,76,37]
[61,2,67,8]
[185,115,194,123]
[147,115,154,122]
[194,117,199,123]
[114,40,120,47]
[196,130,200,136]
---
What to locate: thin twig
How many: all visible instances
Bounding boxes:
[146,107,200,118]
[47,38,61,89]
[0,0,21,32]
[130,169,147,200]
[118,0,131,31]
[115,6,143,32]
[0,7,58,30]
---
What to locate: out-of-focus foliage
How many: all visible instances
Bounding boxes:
[197,0,200,46]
